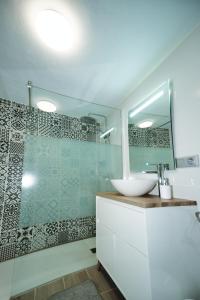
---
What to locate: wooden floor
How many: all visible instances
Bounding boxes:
[12,265,125,300]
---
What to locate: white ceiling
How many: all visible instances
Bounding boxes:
[0,0,200,108]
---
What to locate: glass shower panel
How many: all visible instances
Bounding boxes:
[19,85,122,227]
[20,136,122,227]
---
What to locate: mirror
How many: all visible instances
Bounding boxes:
[128,80,175,173]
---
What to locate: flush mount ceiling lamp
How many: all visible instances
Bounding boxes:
[37,100,56,112]
[137,120,154,128]
[129,90,164,118]
[35,9,79,52]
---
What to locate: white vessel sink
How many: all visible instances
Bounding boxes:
[111,177,157,197]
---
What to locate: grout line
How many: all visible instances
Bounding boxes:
[100,288,115,295]
[33,288,37,300]
[85,268,91,279]
[62,276,65,289]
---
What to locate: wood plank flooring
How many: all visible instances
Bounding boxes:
[12,265,125,300]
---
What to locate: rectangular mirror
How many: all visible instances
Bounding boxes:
[128,80,175,173]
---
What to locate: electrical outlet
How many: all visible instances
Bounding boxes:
[176,154,199,168]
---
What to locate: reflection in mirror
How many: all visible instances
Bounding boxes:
[128,80,175,173]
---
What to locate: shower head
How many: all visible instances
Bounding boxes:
[80,116,96,124]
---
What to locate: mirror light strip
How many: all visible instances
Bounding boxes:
[129,90,164,118]
[100,127,114,138]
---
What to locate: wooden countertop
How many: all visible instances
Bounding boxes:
[96,192,197,208]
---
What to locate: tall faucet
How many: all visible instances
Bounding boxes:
[143,163,169,196]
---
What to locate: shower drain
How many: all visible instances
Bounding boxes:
[90,247,96,253]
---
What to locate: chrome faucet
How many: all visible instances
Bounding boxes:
[143,163,169,196]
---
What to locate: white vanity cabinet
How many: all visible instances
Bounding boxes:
[96,195,200,300]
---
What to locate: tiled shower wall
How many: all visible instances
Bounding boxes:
[0,98,101,262]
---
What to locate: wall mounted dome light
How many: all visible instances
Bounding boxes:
[137,120,153,128]
[37,100,56,112]
[35,9,79,52]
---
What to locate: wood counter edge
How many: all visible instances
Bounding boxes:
[96,192,197,208]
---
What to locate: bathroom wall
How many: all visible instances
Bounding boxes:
[121,25,200,206]
[0,98,122,262]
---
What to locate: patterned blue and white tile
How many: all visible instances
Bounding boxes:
[45,233,58,247]
[0,99,11,128]
[15,238,31,257]
[26,107,38,135]
[0,243,16,262]
[0,229,17,246]
[1,202,20,230]
[11,102,27,132]
[31,234,46,252]
[17,226,35,242]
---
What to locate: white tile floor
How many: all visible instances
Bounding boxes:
[11,237,97,296]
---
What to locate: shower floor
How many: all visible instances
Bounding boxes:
[11,238,97,296]
[12,265,125,300]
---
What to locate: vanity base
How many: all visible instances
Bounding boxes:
[96,195,199,300]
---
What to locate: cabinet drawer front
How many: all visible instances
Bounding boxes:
[96,221,114,275]
[96,197,147,255]
[114,237,151,300]
[96,196,118,232]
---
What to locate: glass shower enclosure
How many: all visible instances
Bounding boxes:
[8,85,122,296]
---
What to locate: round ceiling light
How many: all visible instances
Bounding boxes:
[37,100,56,112]
[35,10,79,52]
[137,120,154,128]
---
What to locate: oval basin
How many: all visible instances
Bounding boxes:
[111,178,157,197]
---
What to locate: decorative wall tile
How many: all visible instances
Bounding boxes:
[9,153,23,166]
[10,130,24,143]
[0,243,16,262]
[33,223,47,236]
[59,220,69,232]
[50,115,64,138]
[7,164,23,179]
[0,164,8,184]
[67,228,79,241]
[11,103,27,132]
[2,203,20,230]
[38,111,52,136]
[15,238,31,256]
[0,190,4,205]
[26,107,38,135]
[0,128,9,141]
[46,234,58,247]
[0,140,9,153]
[0,153,8,192]
[79,226,90,239]
[128,124,170,148]
[17,226,34,242]
[10,141,24,154]
[0,153,8,165]
[0,204,3,225]
[0,98,120,262]
[59,218,80,232]
[0,99,11,128]
[4,185,21,204]
[46,222,59,235]
[0,229,17,246]
[31,234,46,252]
[58,231,69,244]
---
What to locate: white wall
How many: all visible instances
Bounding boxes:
[121,25,200,207]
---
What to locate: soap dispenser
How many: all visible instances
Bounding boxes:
[160,178,172,200]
